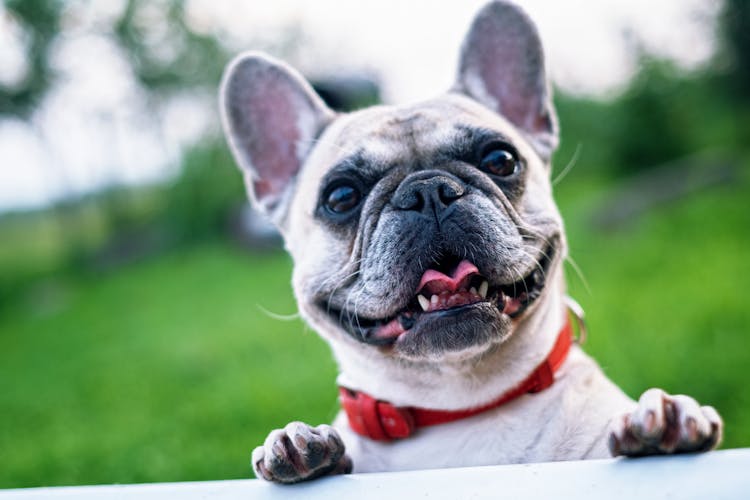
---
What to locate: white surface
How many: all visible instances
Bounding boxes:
[2,448,749,500]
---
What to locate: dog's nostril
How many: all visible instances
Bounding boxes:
[395,190,425,211]
[438,183,464,204]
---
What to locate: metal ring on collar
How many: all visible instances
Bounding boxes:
[565,295,587,345]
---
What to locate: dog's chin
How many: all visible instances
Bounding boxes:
[392,301,512,359]
[318,243,557,360]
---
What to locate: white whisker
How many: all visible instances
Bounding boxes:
[565,254,592,296]
[552,142,582,186]
[256,305,300,321]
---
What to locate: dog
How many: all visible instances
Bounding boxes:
[219,1,723,484]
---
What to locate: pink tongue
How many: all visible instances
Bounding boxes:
[372,317,406,340]
[417,260,480,295]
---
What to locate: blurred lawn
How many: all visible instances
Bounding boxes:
[558,171,750,451]
[0,247,337,487]
[1,172,749,488]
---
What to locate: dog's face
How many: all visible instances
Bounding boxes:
[221,1,565,363]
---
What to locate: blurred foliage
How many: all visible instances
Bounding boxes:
[0,0,376,116]
[1,0,228,117]
[113,0,227,92]
[553,58,750,177]
[0,0,62,115]
[156,142,245,242]
[719,0,750,100]
[607,59,694,171]
[0,141,244,308]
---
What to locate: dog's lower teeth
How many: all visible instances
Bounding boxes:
[530,270,543,285]
[418,295,430,311]
[430,295,439,305]
[478,281,488,298]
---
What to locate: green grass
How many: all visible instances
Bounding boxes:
[559,174,750,450]
[0,175,748,488]
[0,246,337,487]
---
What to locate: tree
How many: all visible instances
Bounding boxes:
[718,0,750,100]
[0,0,228,117]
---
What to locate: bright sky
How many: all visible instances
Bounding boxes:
[0,0,720,212]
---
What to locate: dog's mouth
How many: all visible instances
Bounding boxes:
[323,244,556,347]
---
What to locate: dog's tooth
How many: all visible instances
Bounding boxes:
[470,287,477,296]
[530,270,543,286]
[418,295,430,311]
[430,294,439,305]
[478,281,488,298]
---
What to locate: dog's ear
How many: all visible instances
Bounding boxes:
[220,52,334,222]
[455,1,558,160]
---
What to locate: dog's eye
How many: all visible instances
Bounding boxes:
[324,184,362,214]
[479,147,520,177]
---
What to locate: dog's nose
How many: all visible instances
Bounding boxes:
[392,172,466,218]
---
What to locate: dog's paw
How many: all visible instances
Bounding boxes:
[608,388,723,457]
[252,422,352,484]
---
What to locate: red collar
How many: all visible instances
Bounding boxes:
[339,317,573,441]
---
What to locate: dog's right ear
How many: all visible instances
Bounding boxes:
[220,52,334,223]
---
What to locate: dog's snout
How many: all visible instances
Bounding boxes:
[392,173,466,217]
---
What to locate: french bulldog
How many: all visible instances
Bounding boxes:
[219,0,723,484]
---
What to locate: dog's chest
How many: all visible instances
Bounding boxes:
[334,350,633,472]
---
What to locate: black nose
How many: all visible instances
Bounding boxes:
[392,172,466,218]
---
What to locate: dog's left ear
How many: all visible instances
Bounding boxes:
[455,1,558,160]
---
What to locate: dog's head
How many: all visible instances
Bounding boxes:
[221,1,565,364]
